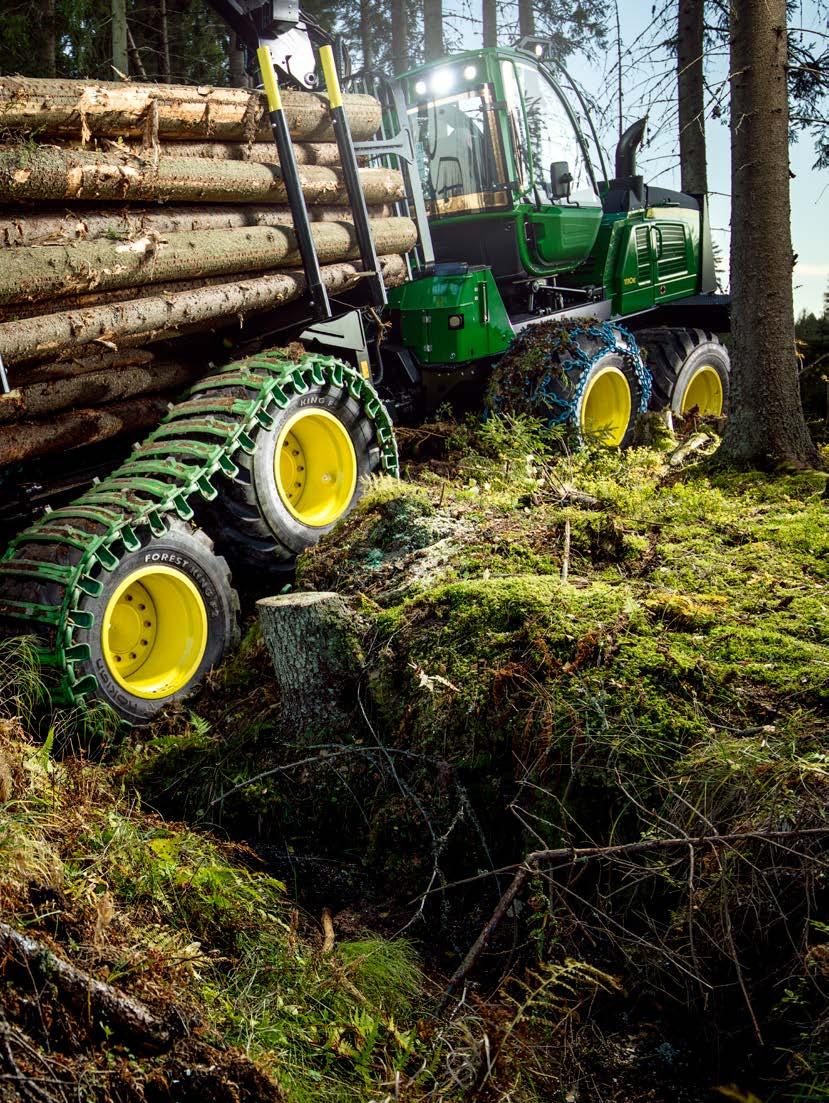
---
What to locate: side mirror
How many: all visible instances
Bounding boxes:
[550,161,573,200]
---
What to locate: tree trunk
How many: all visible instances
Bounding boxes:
[359,0,374,70]
[227,34,248,88]
[0,201,391,248]
[37,0,57,77]
[0,360,196,424]
[112,0,129,76]
[482,0,498,48]
[717,0,818,467]
[0,254,407,364]
[518,0,534,39]
[0,77,382,143]
[0,217,416,305]
[0,397,170,465]
[423,0,444,61]
[159,0,172,84]
[677,0,708,195]
[390,0,409,75]
[257,592,366,734]
[127,27,149,79]
[0,147,405,205]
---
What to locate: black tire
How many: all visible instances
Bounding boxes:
[635,327,730,417]
[195,375,382,577]
[488,320,650,448]
[70,519,239,725]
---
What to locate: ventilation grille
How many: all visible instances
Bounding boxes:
[635,227,651,282]
[657,223,689,278]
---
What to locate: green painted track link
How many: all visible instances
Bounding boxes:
[0,350,398,707]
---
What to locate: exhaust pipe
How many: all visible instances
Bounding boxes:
[615,117,647,179]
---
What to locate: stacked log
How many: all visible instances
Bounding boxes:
[0,76,415,466]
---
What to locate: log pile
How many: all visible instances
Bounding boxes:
[0,76,416,466]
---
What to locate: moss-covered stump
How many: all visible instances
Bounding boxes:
[258,592,366,735]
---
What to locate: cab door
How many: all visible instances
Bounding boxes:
[503,60,603,272]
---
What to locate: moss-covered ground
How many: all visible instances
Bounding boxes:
[2,418,827,1102]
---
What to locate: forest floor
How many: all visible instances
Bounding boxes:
[0,415,827,1103]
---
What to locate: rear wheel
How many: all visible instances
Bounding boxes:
[635,327,730,417]
[487,320,651,448]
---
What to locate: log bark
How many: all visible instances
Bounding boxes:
[13,347,155,384]
[257,592,366,733]
[67,139,344,166]
[0,77,382,143]
[0,253,408,363]
[0,216,416,305]
[0,202,392,248]
[0,922,171,1049]
[0,360,196,423]
[0,397,170,466]
[0,147,404,206]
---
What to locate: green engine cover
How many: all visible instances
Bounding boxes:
[388,267,514,367]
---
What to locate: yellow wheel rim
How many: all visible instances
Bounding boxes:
[275,408,358,528]
[680,365,723,416]
[579,365,632,447]
[102,566,208,700]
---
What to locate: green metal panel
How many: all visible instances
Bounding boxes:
[388,268,514,366]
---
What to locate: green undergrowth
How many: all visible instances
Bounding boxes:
[5,416,823,1101]
[0,648,440,1103]
[128,418,829,1100]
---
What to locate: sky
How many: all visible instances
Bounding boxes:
[439,0,828,317]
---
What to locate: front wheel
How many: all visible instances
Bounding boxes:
[72,520,239,724]
[193,352,397,578]
[487,320,651,448]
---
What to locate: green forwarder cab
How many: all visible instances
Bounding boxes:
[381,44,728,439]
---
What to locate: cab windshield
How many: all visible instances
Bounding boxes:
[409,85,509,218]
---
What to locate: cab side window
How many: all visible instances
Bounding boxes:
[512,62,600,207]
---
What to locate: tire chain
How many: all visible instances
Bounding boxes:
[0,349,398,707]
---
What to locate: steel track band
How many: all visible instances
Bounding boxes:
[0,350,398,706]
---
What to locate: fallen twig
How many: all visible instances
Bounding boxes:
[441,827,829,1003]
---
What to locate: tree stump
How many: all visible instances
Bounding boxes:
[257,592,366,735]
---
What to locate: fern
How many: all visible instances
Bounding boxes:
[501,957,622,1049]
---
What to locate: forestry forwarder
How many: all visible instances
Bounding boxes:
[0,2,731,723]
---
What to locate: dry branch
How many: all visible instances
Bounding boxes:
[443,827,829,1002]
[0,253,408,364]
[0,216,416,305]
[0,147,404,206]
[0,76,381,142]
[0,921,173,1049]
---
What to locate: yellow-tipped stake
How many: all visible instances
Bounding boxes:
[257,45,283,114]
[319,45,344,110]
[318,43,386,310]
[254,44,330,318]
